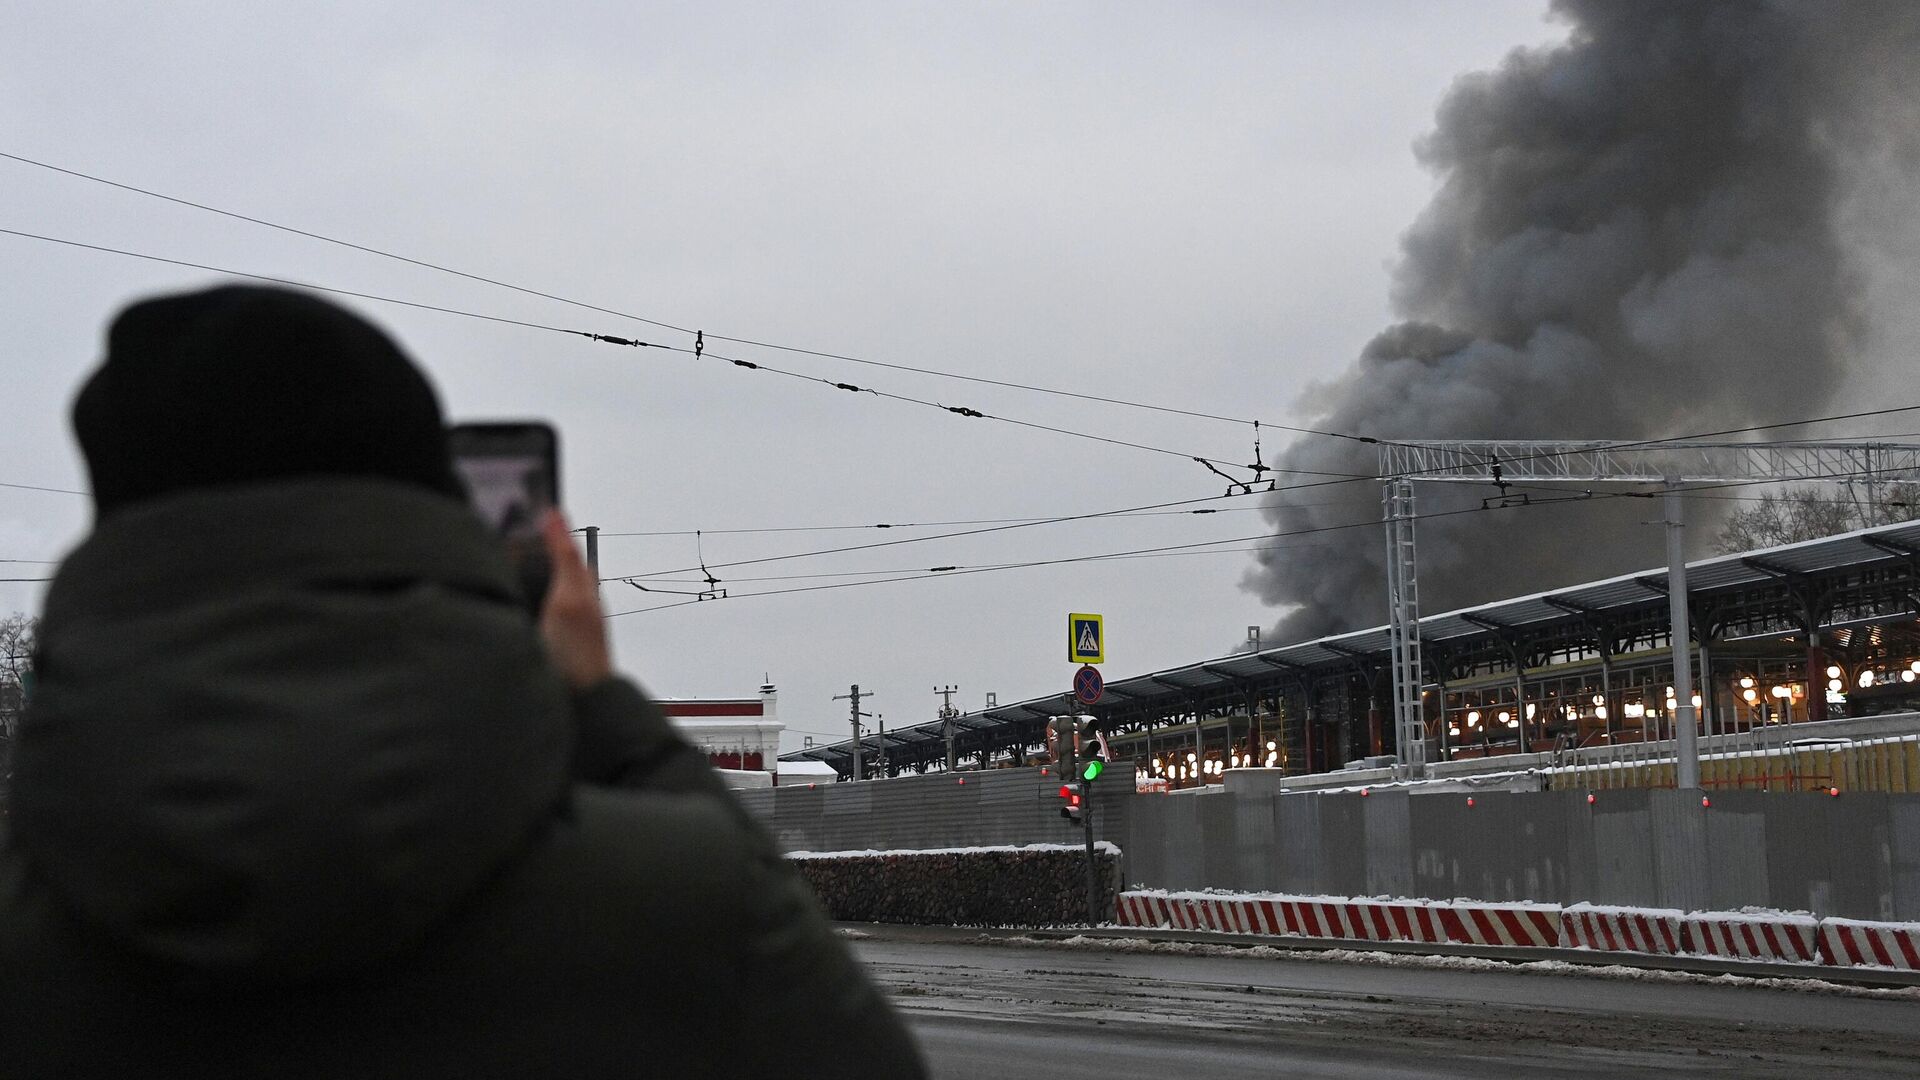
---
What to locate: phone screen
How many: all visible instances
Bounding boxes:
[449,422,560,607]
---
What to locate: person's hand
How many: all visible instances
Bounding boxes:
[538,509,613,689]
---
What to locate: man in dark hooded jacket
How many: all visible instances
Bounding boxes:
[0,285,927,1079]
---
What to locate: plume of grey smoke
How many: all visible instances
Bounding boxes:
[1246,0,1920,644]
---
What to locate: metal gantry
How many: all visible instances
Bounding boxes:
[1379,440,1920,786]
[1383,478,1426,773]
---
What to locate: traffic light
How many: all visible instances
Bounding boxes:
[1047,716,1079,780]
[1076,717,1108,774]
[1058,783,1084,823]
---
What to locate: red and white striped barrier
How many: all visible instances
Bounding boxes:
[1112,891,1920,971]
[1679,911,1821,964]
[1432,903,1562,949]
[1819,919,1920,970]
[1561,904,1685,957]
[1113,893,1556,947]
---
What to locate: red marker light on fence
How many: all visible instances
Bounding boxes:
[1828,786,1841,797]
[1587,793,1596,806]
[1466,797,1475,808]
[957,778,965,785]
[1360,788,1370,797]
[1701,796,1712,808]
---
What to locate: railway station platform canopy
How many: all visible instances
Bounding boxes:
[781,519,1920,782]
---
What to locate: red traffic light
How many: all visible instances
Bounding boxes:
[1059,785,1073,799]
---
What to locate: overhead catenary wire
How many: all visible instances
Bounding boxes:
[0,227,1331,478]
[602,491,1604,618]
[608,409,1920,582]
[0,480,90,496]
[12,153,1920,475]
[0,151,1380,444]
[13,222,1920,490]
[603,463,1920,619]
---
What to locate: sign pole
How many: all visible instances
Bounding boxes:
[1082,776,1100,925]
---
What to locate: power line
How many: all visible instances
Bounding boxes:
[0,229,631,340]
[609,409,1920,581]
[594,502,1294,538]
[604,463,1920,619]
[602,494,1581,618]
[0,228,1321,477]
[13,153,1920,474]
[614,488,1281,581]
[0,150,1373,443]
[0,480,89,496]
[0,151,695,336]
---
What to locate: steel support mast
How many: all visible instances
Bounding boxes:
[1377,440,1920,785]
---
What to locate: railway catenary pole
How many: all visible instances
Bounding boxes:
[1663,482,1700,789]
[936,685,960,772]
[1376,440,1920,789]
[834,685,874,781]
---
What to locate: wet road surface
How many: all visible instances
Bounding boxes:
[849,927,1920,1079]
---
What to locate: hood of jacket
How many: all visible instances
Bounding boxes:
[9,479,573,984]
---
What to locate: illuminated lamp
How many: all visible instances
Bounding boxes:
[1861,670,1877,689]
[1525,703,1536,720]
[1912,660,1920,674]
[1449,726,1461,737]
[1497,711,1511,725]
[1742,689,1759,703]
[1906,670,1918,684]
[1739,676,1756,690]
[1826,665,1842,679]
[1828,679,1845,693]
[1595,706,1608,720]
[1591,694,1605,706]
[1692,693,1702,708]
[1266,740,1278,751]
[1467,710,1481,727]
[1771,685,1792,699]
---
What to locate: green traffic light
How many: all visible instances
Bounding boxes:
[1081,759,1104,782]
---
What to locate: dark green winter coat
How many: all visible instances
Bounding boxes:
[0,479,924,1079]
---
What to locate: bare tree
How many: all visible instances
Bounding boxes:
[1,612,37,738]
[1715,483,1920,554]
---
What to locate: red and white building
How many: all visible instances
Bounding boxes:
[660,684,783,778]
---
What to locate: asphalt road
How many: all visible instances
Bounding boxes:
[848,927,1920,1079]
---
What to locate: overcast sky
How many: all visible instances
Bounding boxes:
[4,2,1573,753]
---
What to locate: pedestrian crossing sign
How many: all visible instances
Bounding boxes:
[1068,613,1104,664]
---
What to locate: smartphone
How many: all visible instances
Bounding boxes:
[448,421,560,610]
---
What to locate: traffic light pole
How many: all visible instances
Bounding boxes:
[1080,779,1100,926]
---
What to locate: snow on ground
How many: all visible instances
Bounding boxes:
[979,934,1920,1001]
[788,841,1121,859]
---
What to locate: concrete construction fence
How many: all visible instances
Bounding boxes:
[1122,787,1920,923]
[742,765,1920,930]
[1111,890,1920,972]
